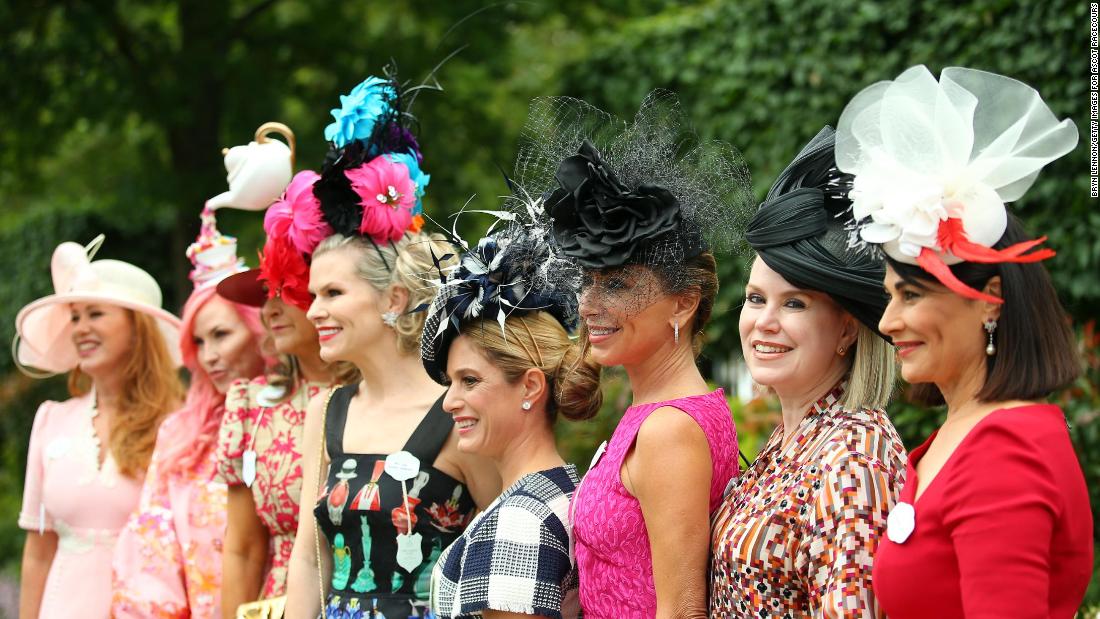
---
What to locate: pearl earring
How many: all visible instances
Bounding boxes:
[521,401,532,411]
[984,319,997,356]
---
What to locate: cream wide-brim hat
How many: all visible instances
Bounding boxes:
[14,238,183,375]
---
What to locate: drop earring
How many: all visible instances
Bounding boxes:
[673,322,680,345]
[983,319,997,356]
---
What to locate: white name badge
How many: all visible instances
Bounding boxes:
[255,384,286,408]
[886,502,916,544]
[242,449,257,487]
[384,451,421,482]
[396,532,424,571]
[589,440,608,470]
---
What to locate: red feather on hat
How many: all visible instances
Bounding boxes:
[258,236,312,311]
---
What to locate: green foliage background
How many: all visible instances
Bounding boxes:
[1,0,1096,608]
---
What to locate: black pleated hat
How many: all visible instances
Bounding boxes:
[746,126,889,339]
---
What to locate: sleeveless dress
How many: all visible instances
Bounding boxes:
[217,376,327,598]
[314,384,477,618]
[570,389,739,618]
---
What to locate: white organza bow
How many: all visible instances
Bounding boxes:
[835,65,1077,266]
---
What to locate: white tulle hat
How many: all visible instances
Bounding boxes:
[14,235,183,375]
[835,65,1078,302]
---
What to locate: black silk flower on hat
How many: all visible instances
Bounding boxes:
[545,140,683,268]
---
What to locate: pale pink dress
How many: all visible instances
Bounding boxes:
[111,408,227,619]
[19,393,144,619]
[570,389,739,617]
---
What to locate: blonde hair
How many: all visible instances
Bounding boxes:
[68,310,184,478]
[461,312,602,422]
[313,232,454,354]
[840,323,896,411]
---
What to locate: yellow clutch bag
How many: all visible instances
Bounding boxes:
[236,596,286,619]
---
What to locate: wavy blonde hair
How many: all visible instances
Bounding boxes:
[68,310,184,478]
[313,232,454,354]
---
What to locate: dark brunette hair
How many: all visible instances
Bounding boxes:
[887,216,1080,405]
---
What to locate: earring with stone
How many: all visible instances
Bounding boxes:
[983,319,997,356]
[382,311,399,328]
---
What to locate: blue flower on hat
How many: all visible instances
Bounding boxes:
[386,151,430,215]
[324,77,397,148]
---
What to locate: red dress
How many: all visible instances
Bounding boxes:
[872,404,1093,618]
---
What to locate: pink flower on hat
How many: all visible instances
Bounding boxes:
[345,155,417,244]
[264,170,332,256]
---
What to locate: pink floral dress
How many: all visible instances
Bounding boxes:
[570,389,739,617]
[216,376,326,598]
[111,409,227,619]
[19,394,145,619]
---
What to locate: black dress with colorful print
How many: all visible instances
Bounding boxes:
[314,384,476,619]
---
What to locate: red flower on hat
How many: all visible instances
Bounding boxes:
[258,236,312,311]
[264,171,332,256]
[345,155,417,244]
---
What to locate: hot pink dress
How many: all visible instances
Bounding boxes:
[111,408,227,619]
[570,389,739,617]
[19,393,145,619]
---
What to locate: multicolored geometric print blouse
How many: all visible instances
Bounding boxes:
[314,384,476,618]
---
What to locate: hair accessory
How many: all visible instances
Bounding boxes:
[208,122,295,211]
[747,126,890,339]
[836,65,1078,304]
[382,311,399,328]
[984,319,998,356]
[521,401,532,411]
[313,68,432,259]
[419,210,580,385]
[508,91,754,275]
[14,235,183,375]
[186,205,249,290]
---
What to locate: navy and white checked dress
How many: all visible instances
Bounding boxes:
[430,465,581,619]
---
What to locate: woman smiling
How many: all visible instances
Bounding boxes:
[840,66,1093,618]
[14,237,183,619]
[420,228,598,619]
[517,93,752,618]
[709,127,905,618]
[283,73,498,619]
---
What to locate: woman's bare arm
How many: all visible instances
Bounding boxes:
[623,407,713,619]
[19,530,58,619]
[285,392,332,619]
[221,486,270,618]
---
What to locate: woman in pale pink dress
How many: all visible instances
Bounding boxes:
[14,236,184,619]
[111,210,270,619]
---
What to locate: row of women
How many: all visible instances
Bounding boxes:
[15,63,1093,619]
